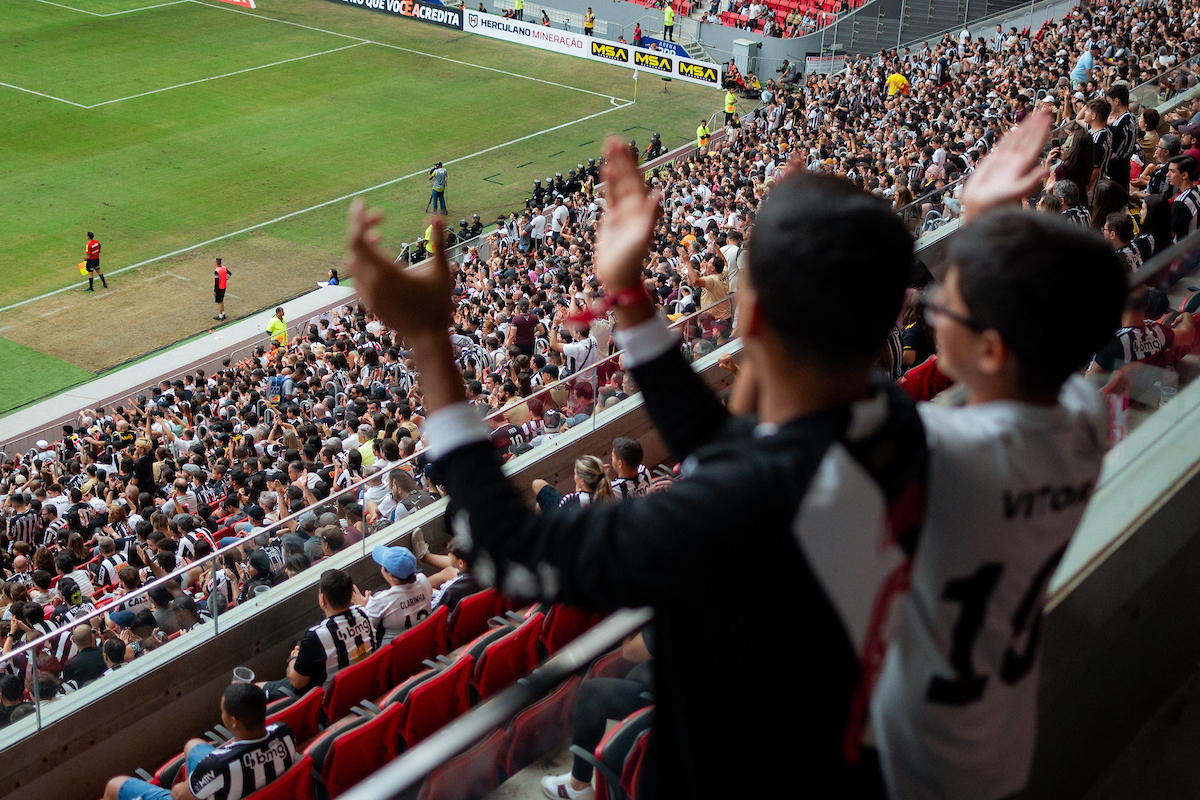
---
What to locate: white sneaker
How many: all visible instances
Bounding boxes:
[541,773,593,800]
[410,527,429,560]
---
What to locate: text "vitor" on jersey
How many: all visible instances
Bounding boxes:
[1002,481,1094,520]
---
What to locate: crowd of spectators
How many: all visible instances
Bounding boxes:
[0,0,1198,757]
[736,0,1195,242]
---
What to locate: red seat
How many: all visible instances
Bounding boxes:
[144,751,185,788]
[504,674,581,776]
[306,704,404,798]
[584,706,654,800]
[586,648,638,682]
[540,603,601,656]
[417,728,508,800]
[266,686,325,744]
[242,753,317,800]
[388,605,449,686]
[447,588,503,650]
[324,645,390,723]
[386,655,476,748]
[473,612,544,701]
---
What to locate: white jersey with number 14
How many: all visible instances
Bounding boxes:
[871,375,1107,800]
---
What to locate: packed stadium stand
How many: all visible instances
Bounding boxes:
[3,0,1200,798]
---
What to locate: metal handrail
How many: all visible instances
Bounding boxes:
[480,291,736,429]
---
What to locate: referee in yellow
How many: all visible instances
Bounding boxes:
[266,306,288,348]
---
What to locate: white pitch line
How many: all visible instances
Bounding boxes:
[15,0,630,106]
[84,42,367,108]
[94,0,190,15]
[0,81,88,108]
[39,306,70,317]
[164,272,191,281]
[187,0,631,103]
[29,0,188,15]
[0,99,633,315]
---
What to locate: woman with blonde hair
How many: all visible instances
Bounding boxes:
[531,454,614,512]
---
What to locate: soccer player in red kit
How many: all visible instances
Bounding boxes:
[85,232,107,291]
[213,258,231,320]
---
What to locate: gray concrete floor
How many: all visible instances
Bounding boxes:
[1083,657,1200,800]
[486,744,575,800]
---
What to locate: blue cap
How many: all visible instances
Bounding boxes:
[372,545,418,579]
[110,610,136,629]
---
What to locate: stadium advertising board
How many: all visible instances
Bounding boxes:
[319,0,462,30]
[804,54,846,75]
[638,36,687,58]
[462,13,720,86]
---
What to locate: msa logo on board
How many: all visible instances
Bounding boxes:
[591,42,629,63]
[633,51,672,72]
[678,62,719,84]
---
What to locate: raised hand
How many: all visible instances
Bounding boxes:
[345,199,454,348]
[594,137,662,293]
[961,108,1053,223]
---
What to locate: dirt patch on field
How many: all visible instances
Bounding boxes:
[0,234,342,373]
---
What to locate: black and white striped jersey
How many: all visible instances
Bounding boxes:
[612,464,653,499]
[97,553,128,588]
[187,723,297,800]
[1108,112,1138,161]
[293,607,376,689]
[6,510,40,547]
[42,518,67,549]
[1172,186,1200,242]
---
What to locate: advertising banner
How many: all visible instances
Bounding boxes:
[637,36,688,58]
[214,0,256,7]
[804,54,846,75]
[462,12,721,87]
[320,0,462,30]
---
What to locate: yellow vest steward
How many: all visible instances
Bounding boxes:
[725,91,736,113]
[697,124,710,147]
[664,6,674,24]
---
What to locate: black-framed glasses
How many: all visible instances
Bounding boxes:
[920,287,987,332]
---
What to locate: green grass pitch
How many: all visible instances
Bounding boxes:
[0,0,719,417]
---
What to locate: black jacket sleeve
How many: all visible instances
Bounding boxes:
[627,342,731,461]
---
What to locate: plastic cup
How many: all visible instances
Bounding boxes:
[232,667,255,684]
[1160,385,1177,406]
[254,585,269,598]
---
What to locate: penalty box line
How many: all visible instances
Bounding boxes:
[10,0,630,108]
[0,42,367,108]
[187,0,632,104]
[0,98,634,315]
[28,0,189,16]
